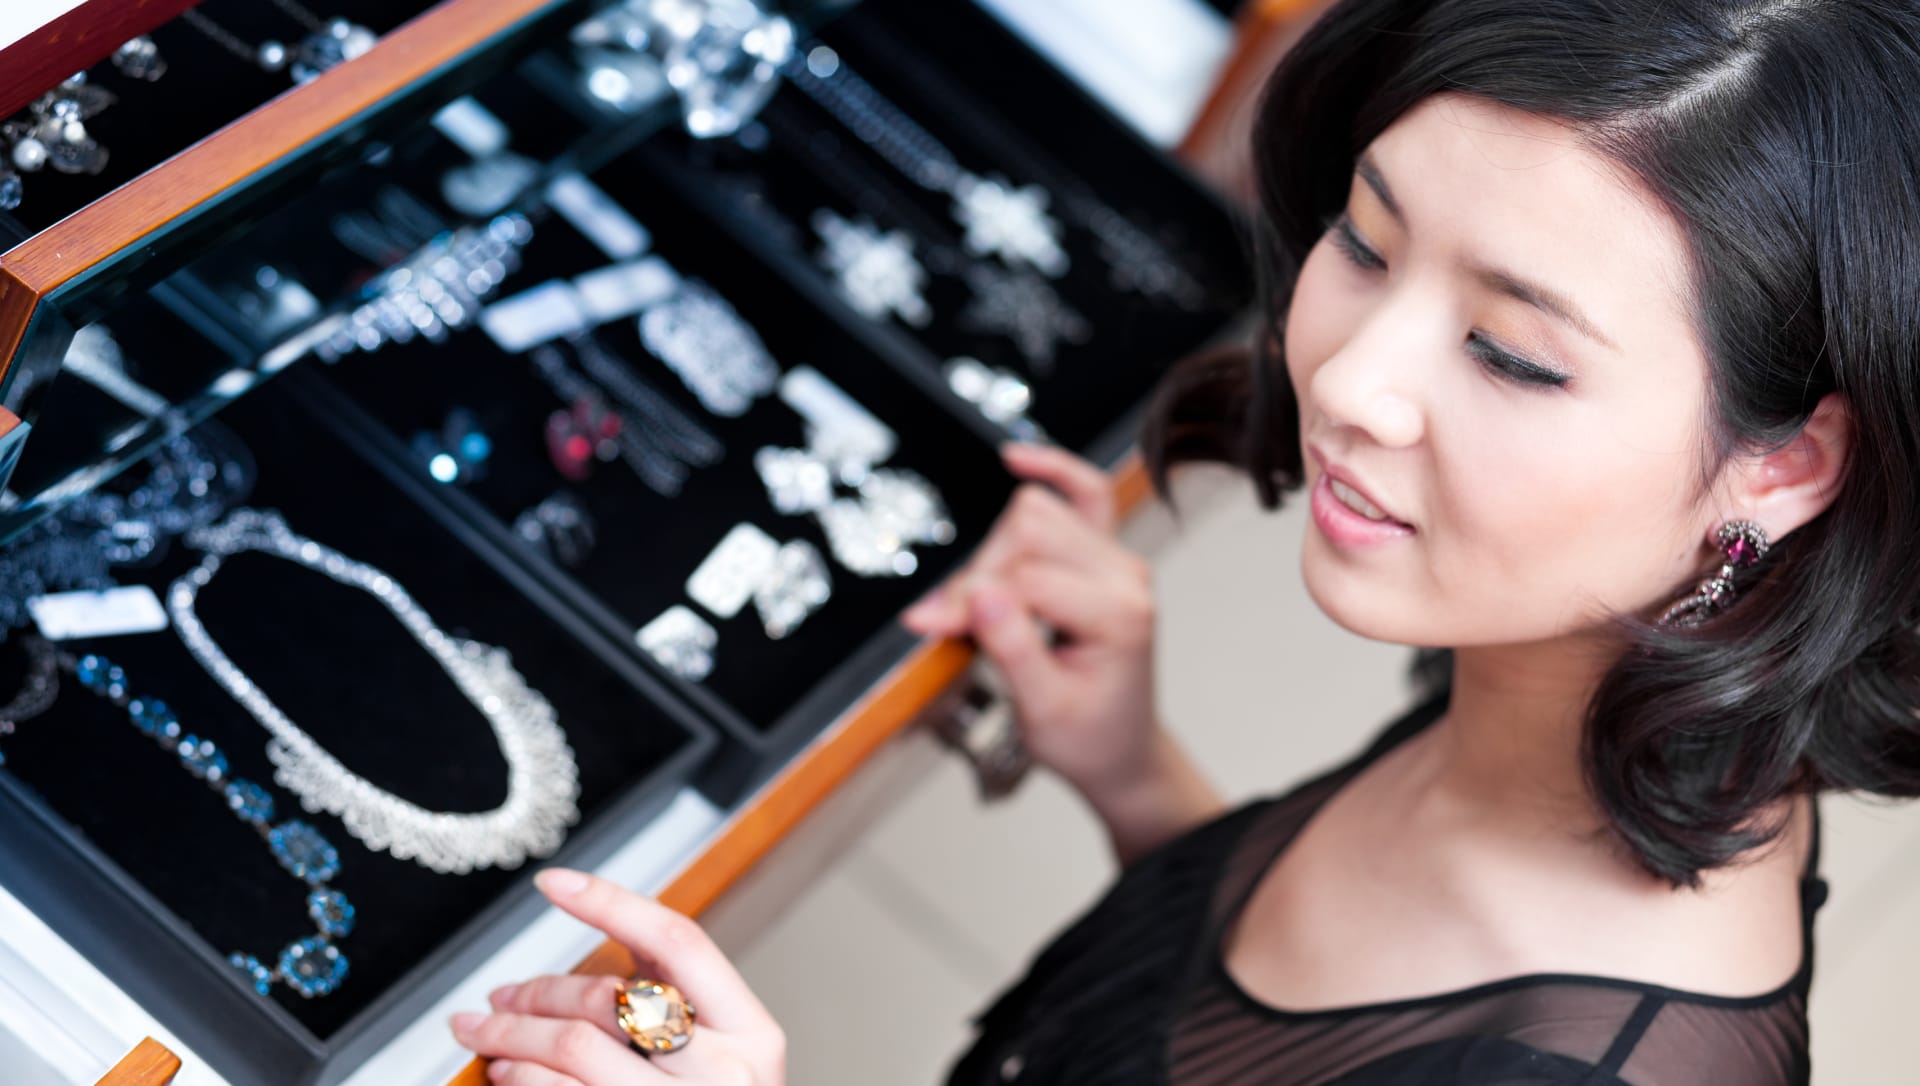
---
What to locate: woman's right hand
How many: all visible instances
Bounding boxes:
[901,444,1170,815]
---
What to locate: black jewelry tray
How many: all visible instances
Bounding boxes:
[303,155,1019,800]
[0,0,450,239]
[613,0,1254,462]
[0,375,719,1085]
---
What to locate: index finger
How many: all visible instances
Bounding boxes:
[534,869,772,1033]
[1000,443,1116,531]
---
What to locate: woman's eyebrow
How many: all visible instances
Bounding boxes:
[1355,153,1403,221]
[1355,152,1618,351]
[1471,264,1620,350]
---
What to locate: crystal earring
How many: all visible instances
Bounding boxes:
[1658,520,1770,628]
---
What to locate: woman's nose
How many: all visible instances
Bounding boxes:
[1305,317,1428,449]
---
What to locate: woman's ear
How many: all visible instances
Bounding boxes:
[1724,392,1852,541]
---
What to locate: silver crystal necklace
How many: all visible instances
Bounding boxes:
[167,509,581,875]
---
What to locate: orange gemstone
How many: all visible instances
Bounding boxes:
[619,981,695,1052]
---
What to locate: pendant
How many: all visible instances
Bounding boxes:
[812,209,932,328]
[955,265,1090,374]
[952,175,1069,278]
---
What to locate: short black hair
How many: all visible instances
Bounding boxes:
[1144,0,1920,887]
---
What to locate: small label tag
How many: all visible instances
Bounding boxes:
[574,258,682,323]
[779,367,897,466]
[686,524,780,619]
[480,281,591,354]
[28,586,169,640]
[432,97,511,157]
[546,173,651,260]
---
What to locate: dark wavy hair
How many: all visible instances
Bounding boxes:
[1142,0,1920,887]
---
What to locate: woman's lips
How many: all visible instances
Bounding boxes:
[1310,471,1415,547]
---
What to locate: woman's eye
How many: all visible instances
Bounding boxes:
[1467,334,1571,390]
[1328,214,1387,271]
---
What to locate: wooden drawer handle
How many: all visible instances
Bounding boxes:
[95,1037,180,1086]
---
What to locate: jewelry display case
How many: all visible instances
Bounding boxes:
[0,1,1251,1083]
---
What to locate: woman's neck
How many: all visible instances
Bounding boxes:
[1419,637,1623,839]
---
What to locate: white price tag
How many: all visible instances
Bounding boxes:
[432,97,511,157]
[480,281,591,354]
[546,173,652,260]
[686,524,780,619]
[27,586,169,640]
[574,258,682,323]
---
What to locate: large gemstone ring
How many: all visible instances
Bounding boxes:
[616,978,696,1056]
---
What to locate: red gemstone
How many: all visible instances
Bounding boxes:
[1727,538,1756,566]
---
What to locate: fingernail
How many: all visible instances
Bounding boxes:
[488,983,519,1008]
[535,868,589,897]
[450,1011,485,1038]
[487,1060,515,1081]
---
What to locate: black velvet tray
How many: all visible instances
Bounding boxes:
[312,163,1017,768]
[0,377,716,1083]
[0,0,447,238]
[632,0,1252,458]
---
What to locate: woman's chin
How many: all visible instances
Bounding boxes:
[1298,537,1433,647]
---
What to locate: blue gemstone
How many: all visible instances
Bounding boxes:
[76,655,126,698]
[269,821,341,885]
[128,697,177,738]
[224,780,275,825]
[307,888,356,937]
[229,952,274,996]
[277,936,348,998]
[178,735,229,782]
[458,431,493,464]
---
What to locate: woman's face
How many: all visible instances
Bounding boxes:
[1287,94,1726,647]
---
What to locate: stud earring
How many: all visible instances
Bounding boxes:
[1658,520,1770,628]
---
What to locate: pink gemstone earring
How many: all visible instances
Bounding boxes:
[1658,520,1771,628]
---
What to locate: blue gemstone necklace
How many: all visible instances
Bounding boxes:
[12,639,355,999]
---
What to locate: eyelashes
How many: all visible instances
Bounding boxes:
[1322,213,1573,391]
[1329,215,1386,272]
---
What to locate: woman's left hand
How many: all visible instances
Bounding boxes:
[452,869,786,1085]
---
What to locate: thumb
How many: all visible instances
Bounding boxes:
[969,583,1060,712]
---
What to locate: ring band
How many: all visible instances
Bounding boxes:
[616,978,696,1056]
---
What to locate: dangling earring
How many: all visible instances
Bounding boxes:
[1658,520,1770,628]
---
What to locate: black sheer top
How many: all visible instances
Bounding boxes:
[947,698,1826,1085]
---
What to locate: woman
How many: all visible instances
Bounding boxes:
[451,0,1920,1080]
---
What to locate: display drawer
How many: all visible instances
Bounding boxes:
[0,375,718,1086]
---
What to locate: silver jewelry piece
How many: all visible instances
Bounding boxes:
[3,74,113,183]
[440,151,542,218]
[956,264,1090,375]
[783,46,1068,277]
[756,443,956,579]
[168,510,582,874]
[111,36,168,81]
[945,356,1045,442]
[0,635,59,740]
[571,0,794,137]
[513,491,597,568]
[753,446,836,516]
[317,214,533,359]
[754,540,831,639]
[811,209,932,328]
[637,280,780,417]
[636,606,718,681]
